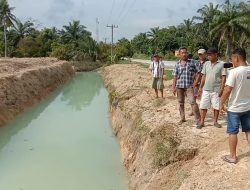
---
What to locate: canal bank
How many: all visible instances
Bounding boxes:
[99,64,250,190]
[0,58,74,127]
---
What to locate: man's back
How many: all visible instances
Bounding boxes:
[227,66,250,112]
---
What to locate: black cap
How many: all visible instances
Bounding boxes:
[207,47,218,54]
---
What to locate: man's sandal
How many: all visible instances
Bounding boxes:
[221,155,238,164]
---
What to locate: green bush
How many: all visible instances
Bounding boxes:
[50,42,72,60]
[165,69,173,80]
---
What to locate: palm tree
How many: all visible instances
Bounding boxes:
[194,2,220,28]
[179,18,195,47]
[0,0,16,57]
[210,0,250,59]
[14,19,34,38]
[12,19,35,46]
[61,20,89,46]
[147,27,161,53]
[131,32,149,54]
[193,2,220,48]
[61,20,96,60]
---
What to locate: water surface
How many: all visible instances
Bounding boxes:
[0,72,128,190]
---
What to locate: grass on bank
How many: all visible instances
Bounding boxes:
[116,59,174,80]
[133,53,178,61]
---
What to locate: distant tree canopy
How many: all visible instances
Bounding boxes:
[118,0,250,61]
[0,0,249,62]
[0,0,98,60]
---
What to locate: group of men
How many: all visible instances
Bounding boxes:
[172,47,226,129]
[150,47,250,164]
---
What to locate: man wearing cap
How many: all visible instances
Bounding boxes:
[198,47,226,129]
[149,54,165,98]
[189,48,207,117]
[193,49,207,98]
[194,48,207,97]
[197,49,207,70]
[172,47,201,125]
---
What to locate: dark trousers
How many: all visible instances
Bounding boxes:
[177,87,200,122]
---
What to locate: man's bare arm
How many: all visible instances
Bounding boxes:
[220,85,233,112]
[193,72,201,87]
[219,75,226,97]
[173,76,177,95]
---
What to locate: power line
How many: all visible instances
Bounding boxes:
[119,0,137,24]
[106,24,118,63]
[114,0,129,24]
[107,0,116,25]
[104,0,116,44]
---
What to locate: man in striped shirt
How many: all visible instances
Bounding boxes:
[149,54,165,98]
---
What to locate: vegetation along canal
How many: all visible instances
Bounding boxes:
[0,72,128,190]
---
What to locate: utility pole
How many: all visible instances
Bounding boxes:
[106,24,118,63]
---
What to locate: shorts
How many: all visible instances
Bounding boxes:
[227,110,250,134]
[200,90,220,110]
[152,78,164,90]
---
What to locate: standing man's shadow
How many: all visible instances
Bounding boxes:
[238,151,250,160]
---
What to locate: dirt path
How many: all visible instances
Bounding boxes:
[100,64,250,190]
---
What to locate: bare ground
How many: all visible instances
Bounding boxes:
[99,64,250,190]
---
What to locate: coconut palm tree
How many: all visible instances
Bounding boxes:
[11,19,35,46]
[0,0,16,57]
[193,2,220,48]
[194,2,220,28]
[210,0,250,59]
[61,20,89,45]
[147,27,161,53]
[131,32,150,54]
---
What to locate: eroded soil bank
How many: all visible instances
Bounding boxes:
[99,64,250,190]
[0,58,74,126]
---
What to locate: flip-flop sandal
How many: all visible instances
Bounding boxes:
[214,123,222,128]
[221,155,237,164]
[196,123,204,129]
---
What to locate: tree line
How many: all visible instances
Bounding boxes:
[0,0,97,61]
[115,0,250,61]
[0,0,249,62]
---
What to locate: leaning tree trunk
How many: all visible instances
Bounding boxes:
[4,19,7,58]
[226,30,233,61]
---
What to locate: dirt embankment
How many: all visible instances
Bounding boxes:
[0,58,74,126]
[99,64,250,190]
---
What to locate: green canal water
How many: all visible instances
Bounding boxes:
[0,72,128,190]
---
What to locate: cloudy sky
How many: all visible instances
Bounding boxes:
[9,0,241,42]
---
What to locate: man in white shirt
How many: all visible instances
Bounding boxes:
[220,48,250,164]
[149,54,165,98]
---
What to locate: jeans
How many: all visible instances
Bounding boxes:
[227,110,250,134]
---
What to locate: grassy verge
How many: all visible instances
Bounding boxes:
[132,53,150,60]
[165,69,173,80]
[139,64,173,80]
[117,59,131,64]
